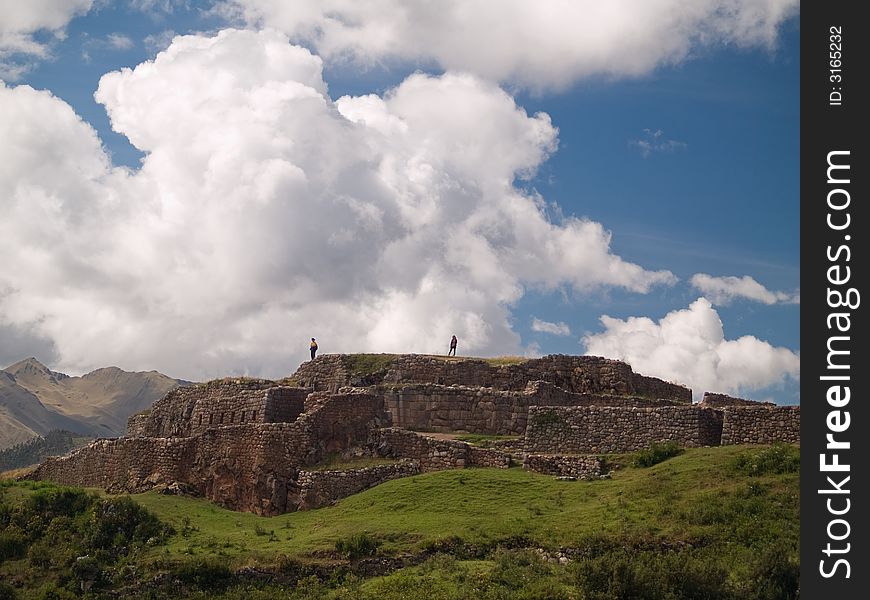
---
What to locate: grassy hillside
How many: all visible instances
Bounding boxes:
[0,445,799,599]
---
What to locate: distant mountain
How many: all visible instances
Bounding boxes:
[0,358,188,449]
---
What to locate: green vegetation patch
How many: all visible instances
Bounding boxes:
[335,532,380,560]
[0,484,172,596]
[529,410,563,427]
[631,441,683,468]
[341,354,398,376]
[308,454,400,471]
[727,443,800,476]
[453,434,521,447]
[0,446,799,598]
[482,356,527,367]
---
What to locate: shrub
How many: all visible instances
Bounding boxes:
[631,441,682,468]
[0,581,17,600]
[744,548,800,600]
[335,532,380,560]
[87,497,171,550]
[26,487,93,519]
[173,558,234,590]
[729,443,799,476]
[0,530,27,562]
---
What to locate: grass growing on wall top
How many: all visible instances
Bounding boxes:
[341,354,398,376]
[482,356,527,367]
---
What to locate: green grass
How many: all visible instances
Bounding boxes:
[631,441,683,468]
[307,454,401,471]
[117,445,797,563]
[1,446,799,598]
[341,354,398,376]
[482,356,527,367]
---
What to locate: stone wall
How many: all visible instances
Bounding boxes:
[32,391,389,515]
[126,381,311,438]
[383,381,681,435]
[525,406,723,454]
[125,413,150,437]
[720,406,800,445]
[523,454,603,480]
[374,428,511,470]
[382,355,692,402]
[291,354,692,403]
[700,392,775,408]
[295,463,419,510]
[292,355,352,392]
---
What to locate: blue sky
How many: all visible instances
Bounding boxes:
[0,1,800,403]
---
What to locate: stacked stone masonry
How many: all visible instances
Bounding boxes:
[523,454,604,480]
[381,355,692,401]
[700,392,775,408]
[30,354,800,516]
[525,406,724,454]
[374,428,512,470]
[384,381,681,435]
[295,463,420,510]
[33,391,388,515]
[127,379,310,438]
[294,354,692,403]
[720,406,800,445]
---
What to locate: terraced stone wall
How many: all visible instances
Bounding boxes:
[524,406,723,454]
[383,381,680,435]
[32,392,388,515]
[720,405,800,445]
[126,381,310,438]
[295,463,420,510]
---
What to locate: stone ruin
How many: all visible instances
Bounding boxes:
[28,354,800,515]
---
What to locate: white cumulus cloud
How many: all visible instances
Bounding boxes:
[582,298,799,400]
[531,317,571,336]
[0,28,675,379]
[218,0,799,90]
[691,273,799,305]
[0,0,93,80]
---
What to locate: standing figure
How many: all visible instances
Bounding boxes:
[310,338,318,360]
[448,335,458,356]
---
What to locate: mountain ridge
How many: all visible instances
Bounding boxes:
[0,357,188,449]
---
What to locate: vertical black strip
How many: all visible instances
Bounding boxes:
[801,2,867,596]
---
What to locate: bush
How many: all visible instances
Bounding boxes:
[87,497,171,550]
[729,443,799,476]
[744,547,800,600]
[571,548,732,600]
[0,530,27,562]
[173,558,235,590]
[335,533,380,560]
[0,581,17,600]
[631,442,683,468]
[26,487,93,519]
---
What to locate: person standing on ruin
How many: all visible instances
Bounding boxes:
[448,335,458,356]
[309,338,318,360]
